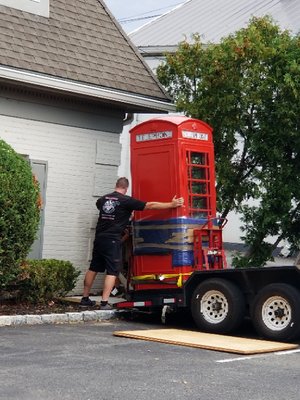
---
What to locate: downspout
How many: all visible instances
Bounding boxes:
[123,113,134,126]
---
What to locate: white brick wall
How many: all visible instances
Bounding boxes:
[0,114,121,293]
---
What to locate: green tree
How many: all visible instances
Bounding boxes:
[157,16,300,266]
[0,139,40,289]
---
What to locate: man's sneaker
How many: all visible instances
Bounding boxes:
[80,297,96,307]
[100,303,113,310]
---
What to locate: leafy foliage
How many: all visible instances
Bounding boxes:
[17,259,80,304]
[0,139,40,288]
[157,16,300,267]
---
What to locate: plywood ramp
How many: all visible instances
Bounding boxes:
[113,329,298,355]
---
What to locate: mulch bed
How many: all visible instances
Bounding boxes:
[0,299,92,316]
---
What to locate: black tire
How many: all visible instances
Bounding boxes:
[191,278,246,334]
[252,283,300,341]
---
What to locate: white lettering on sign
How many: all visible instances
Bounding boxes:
[182,130,209,141]
[136,131,173,142]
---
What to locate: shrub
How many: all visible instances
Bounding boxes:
[0,139,40,289]
[18,259,81,304]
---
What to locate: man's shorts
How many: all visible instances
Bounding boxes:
[89,237,122,276]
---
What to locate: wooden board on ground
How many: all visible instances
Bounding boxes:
[113,329,298,355]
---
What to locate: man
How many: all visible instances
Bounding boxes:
[80,177,184,310]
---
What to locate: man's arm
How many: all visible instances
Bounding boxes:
[96,197,103,210]
[144,196,184,210]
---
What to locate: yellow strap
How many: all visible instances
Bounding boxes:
[130,274,157,281]
[131,272,192,287]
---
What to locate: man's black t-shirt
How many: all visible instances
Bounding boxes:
[95,191,146,239]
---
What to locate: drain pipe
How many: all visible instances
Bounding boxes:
[123,113,134,126]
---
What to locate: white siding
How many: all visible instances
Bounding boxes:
[0,0,49,17]
[0,114,121,293]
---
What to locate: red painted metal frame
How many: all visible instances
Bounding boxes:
[129,116,225,289]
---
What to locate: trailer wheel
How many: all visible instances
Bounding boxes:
[191,278,245,334]
[252,283,300,341]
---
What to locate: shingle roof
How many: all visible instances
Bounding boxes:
[0,0,170,103]
[130,0,300,47]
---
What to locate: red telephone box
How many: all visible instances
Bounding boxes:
[129,116,224,290]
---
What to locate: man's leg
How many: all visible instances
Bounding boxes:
[80,269,98,306]
[83,270,97,297]
[100,238,121,309]
[101,274,117,302]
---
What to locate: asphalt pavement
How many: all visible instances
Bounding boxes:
[0,314,299,400]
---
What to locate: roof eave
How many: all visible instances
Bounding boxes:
[0,65,175,113]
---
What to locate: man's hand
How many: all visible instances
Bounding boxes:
[144,196,184,210]
[171,195,184,208]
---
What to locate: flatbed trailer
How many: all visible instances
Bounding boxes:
[116,265,300,341]
[115,117,300,342]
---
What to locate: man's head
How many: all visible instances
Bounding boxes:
[115,177,129,194]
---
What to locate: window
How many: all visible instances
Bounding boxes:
[0,0,49,17]
[186,151,211,218]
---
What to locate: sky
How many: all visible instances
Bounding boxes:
[103,0,187,33]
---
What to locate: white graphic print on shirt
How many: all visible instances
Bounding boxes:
[102,198,120,219]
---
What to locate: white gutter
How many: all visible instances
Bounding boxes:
[138,45,179,55]
[0,65,175,112]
